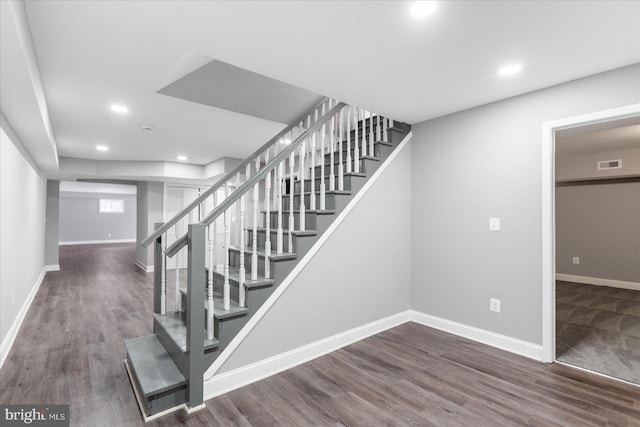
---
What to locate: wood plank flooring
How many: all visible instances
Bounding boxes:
[1,243,639,426]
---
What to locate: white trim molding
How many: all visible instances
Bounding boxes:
[59,239,136,246]
[135,260,154,273]
[0,268,47,369]
[204,131,413,381]
[204,311,411,400]
[541,103,640,364]
[556,274,640,292]
[44,264,60,272]
[409,311,543,362]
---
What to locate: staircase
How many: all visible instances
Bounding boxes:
[124,98,411,419]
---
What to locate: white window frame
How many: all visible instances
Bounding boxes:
[99,198,124,213]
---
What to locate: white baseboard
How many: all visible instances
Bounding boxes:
[44,264,60,272]
[409,310,543,362]
[556,274,640,292]
[59,239,136,246]
[203,310,412,400]
[135,260,154,273]
[0,267,47,369]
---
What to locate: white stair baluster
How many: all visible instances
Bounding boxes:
[223,197,231,311]
[161,232,167,315]
[369,112,374,157]
[310,110,317,211]
[377,114,381,142]
[207,224,215,340]
[288,151,295,253]
[175,222,180,313]
[277,154,284,255]
[239,179,246,307]
[329,114,335,192]
[383,117,389,143]
[346,106,352,174]
[338,108,344,191]
[264,149,272,279]
[251,157,259,281]
[362,110,368,158]
[319,103,326,210]
[354,107,360,173]
[299,138,306,231]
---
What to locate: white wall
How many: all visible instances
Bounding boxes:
[217,138,412,373]
[0,117,47,367]
[410,64,640,346]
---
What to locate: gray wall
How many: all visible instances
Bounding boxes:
[556,180,640,283]
[0,116,46,360]
[136,181,164,269]
[59,192,136,243]
[410,64,640,345]
[45,180,60,266]
[219,140,412,372]
[556,148,640,181]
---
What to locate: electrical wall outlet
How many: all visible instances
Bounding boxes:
[572,257,580,265]
[490,298,501,313]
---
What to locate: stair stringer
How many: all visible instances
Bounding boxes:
[203,131,413,394]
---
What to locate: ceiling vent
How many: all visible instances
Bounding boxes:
[597,159,622,170]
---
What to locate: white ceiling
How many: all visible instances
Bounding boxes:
[1,0,639,179]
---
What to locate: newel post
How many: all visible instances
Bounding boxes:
[186,223,206,410]
[153,223,164,314]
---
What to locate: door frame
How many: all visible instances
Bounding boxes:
[540,103,640,363]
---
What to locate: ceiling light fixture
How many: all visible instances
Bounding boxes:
[110,104,129,114]
[498,63,523,77]
[140,125,153,131]
[177,155,187,161]
[410,1,437,18]
[96,145,109,152]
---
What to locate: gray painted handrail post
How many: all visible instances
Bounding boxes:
[186,223,206,409]
[153,223,164,314]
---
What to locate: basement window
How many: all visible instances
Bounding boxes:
[99,199,124,213]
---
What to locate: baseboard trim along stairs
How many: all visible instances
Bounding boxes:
[124,99,413,418]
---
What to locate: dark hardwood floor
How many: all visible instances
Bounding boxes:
[1,243,639,426]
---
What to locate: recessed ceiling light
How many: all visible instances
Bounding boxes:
[410,1,437,18]
[96,145,109,152]
[177,155,187,161]
[498,63,523,77]
[110,104,129,114]
[140,125,153,131]
[281,138,292,145]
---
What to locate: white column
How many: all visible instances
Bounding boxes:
[319,103,326,210]
[264,149,272,279]
[207,224,214,340]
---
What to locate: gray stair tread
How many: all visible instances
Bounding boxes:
[229,245,297,261]
[209,267,276,288]
[124,335,186,398]
[153,312,219,352]
[282,190,351,196]
[322,156,380,164]
[179,287,252,318]
[247,227,318,238]
[277,209,336,215]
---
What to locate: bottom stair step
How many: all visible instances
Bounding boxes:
[124,334,186,416]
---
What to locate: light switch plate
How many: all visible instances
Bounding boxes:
[489,217,501,231]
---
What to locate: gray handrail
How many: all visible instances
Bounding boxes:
[165,101,347,258]
[140,96,331,248]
